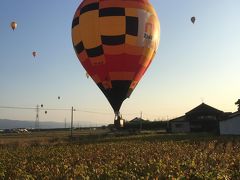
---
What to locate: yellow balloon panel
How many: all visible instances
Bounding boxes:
[125,8,138,17]
[79,10,101,49]
[72,24,82,46]
[100,17,126,36]
[125,34,138,46]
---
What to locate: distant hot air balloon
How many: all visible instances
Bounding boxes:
[191,16,196,24]
[72,0,160,128]
[10,21,17,30]
[41,104,43,108]
[58,96,60,100]
[86,72,90,79]
[45,111,47,114]
[32,51,37,58]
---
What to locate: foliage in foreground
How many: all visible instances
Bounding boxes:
[0,134,239,179]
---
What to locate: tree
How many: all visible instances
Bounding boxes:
[235,99,240,111]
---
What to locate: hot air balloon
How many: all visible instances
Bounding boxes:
[86,72,90,79]
[10,21,17,30]
[72,0,160,128]
[191,16,196,24]
[32,51,37,58]
[58,96,61,100]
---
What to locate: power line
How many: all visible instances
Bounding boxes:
[0,105,137,116]
[75,109,112,115]
[0,106,36,110]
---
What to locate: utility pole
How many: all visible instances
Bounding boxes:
[140,111,143,131]
[71,106,74,138]
[35,105,40,130]
[64,118,67,129]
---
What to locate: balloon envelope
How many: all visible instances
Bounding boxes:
[191,16,196,24]
[72,0,160,114]
[10,21,17,30]
[32,51,37,57]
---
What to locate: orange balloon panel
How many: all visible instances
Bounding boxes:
[72,0,160,113]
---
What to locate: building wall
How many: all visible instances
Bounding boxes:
[220,116,240,135]
[189,119,219,133]
[171,121,190,133]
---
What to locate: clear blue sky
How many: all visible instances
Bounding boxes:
[0,0,240,126]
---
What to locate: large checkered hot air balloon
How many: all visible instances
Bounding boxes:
[72,0,160,127]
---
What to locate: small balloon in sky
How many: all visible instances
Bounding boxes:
[41,104,43,108]
[32,51,37,58]
[58,96,60,100]
[86,72,89,79]
[10,21,17,30]
[191,16,196,24]
[45,111,47,114]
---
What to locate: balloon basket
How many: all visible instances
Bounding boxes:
[114,113,125,129]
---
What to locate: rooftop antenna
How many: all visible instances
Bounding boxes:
[201,97,205,103]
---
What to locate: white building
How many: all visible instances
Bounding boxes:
[220,112,240,135]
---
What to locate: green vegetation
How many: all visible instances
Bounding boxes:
[0,131,239,179]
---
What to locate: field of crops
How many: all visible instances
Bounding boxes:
[0,133,239,179]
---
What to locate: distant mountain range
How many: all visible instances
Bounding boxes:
[0,119,65,129]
